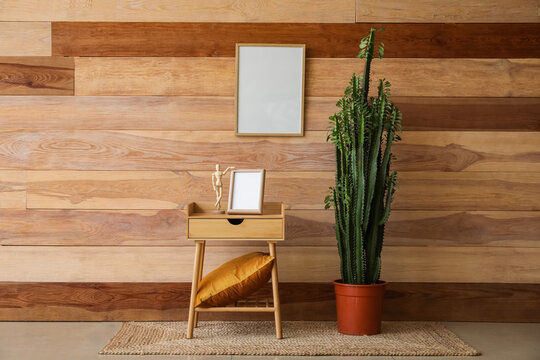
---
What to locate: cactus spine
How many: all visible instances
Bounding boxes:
[325,29,402,285]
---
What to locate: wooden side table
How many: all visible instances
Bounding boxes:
[185,202,285,339]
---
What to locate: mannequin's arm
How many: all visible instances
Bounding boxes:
[223,167,236,175]
[211,174,216,190]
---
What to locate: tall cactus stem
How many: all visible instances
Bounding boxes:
[325,28,401,285]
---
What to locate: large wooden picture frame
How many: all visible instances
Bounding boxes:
[235,44,306,136]
[227,169,266,214]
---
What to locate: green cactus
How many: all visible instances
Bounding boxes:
[324,28,402,285]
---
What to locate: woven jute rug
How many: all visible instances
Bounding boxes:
[100,321,479,356]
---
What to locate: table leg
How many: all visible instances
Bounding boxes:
[187,240,204,339]
[194,240,205,328]
[268,241,282,339]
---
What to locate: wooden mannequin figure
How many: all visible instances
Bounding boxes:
[212,164,235,213]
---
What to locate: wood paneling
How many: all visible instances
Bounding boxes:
[0,22,51,56]
[74,57,540,97]
[0,246,538,283]
[26,171,193,210]
[285,210,335,246]
[0,171,26,209]
[0,209,185,246]
[0,282,194,322]
[0,57,73,95]
[0,0,355,22]
[1,282,538,322]
[395,172,540,211]
[25,171,333,210]
[0,245,340,282]
[386,211,540,248]
[356,0,540,23]
[0,131,332,170]
[390,98,540,131]
[395,131,540,172]
[383,283,540,322]
[74,57,234,96]
[52,22,540,58]
[25,171,540,211]
[1,96,538,131]
[287,210,540,248]
[0,96,333,132]
[308,58,540,98]
[1,130,538,171]
[0,0,537,325]
[0,208,308,246]
[0,96,235,130]
[2,209,538,248]
[381,247,540,283]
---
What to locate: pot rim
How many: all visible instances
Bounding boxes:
[333,279,387,288]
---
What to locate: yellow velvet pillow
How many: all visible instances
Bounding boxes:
[195,252,275,307]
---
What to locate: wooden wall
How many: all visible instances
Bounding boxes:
[0,0,539,322]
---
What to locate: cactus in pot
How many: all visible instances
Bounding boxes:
[325,28,402,335]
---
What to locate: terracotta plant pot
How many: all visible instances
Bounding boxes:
[333,280,387,335]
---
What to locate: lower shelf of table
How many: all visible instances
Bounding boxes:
[195,307,276,313]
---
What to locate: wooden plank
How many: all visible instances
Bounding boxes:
[74,57,234,96]
[387,211,540,248]
[285,210,335,246]
[26,171,540,211]
[25,171,333,210]
[1,96,538,131]
[2,209,538,248]
[26,171,189,210]
[0,208,303,246]
[0,0,355,22]
[383,283,540,322]
[383,247,540,283]
[0,209,185,246]
[310,97,540,132]
[307,58,540,98]
[0,130,334,171]
[395,172,540,211]
[0,245,538,283]
[1,282,537,322]
[0,57,73,95]
[0,22,51,56]
[394,131,540,172]
[0,96,235,130]
[356,0,540,23]
[74,57,540,97]
[52,22,540,58]
[287,210,540,248]
[0,245,342,282]
[0,282,195,322]
[0,171,26,209]
[391,97,540,132]
[1,130,537,172]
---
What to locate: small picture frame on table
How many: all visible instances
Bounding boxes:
[227,169,266,214]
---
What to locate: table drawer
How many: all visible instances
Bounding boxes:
[188,218,282,239]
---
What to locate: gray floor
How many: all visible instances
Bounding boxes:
[0,321,538,360]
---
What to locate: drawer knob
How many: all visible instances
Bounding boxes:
[227,218,244,225]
